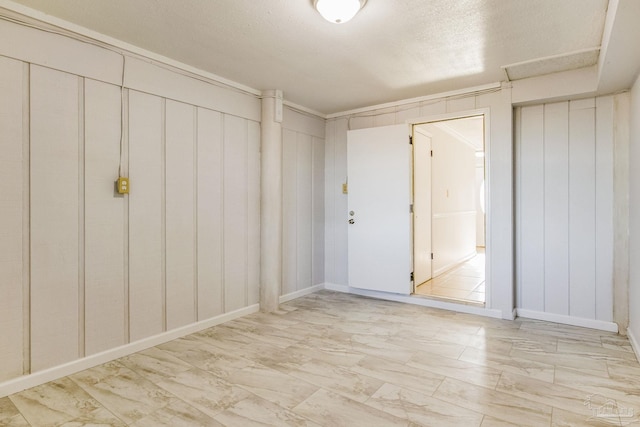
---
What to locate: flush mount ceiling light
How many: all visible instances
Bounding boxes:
[314,0,367,24]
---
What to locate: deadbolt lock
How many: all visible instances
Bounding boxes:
[349,219,355,224]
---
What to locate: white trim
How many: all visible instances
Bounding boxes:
[326,83,502,119]
[279,284,324,304]
[516,309,619,333]
[282,100,326,119]
[501,47,601,71]
[0,304,259,398]
[628,327,640,363]
[0,1,261,96]
[324,283,350,292]
[323,283,504,319]
[407,108,492,126]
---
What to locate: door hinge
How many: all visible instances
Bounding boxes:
[410,204,413,213]
[409,135,413,145]
[430,150,433,157]
[410,272,414,281]
[431,253,434,260]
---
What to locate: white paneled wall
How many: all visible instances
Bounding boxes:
[629,75,640,351]
[196,109,225,319]
[84,79,126,356]
[425,124,477,276]
[515,97,618,325]
[128,91,164,342]
[0,57,263,382]
[30,65,81,372]
[0,19,323,389]
[0,56,26,380]
[165,100,197,329]
[282,107,326,297]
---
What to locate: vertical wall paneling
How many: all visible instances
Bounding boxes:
[568,100,597,319]
[281,126,324,295]
[165,100,196,329]
[518,105,545,311]
[0,56,25,380]
[128,90,164,341]
[543,102,570,315]
[223,114,249,311]
[517,98,616,322]
[297,134,313,290]
[247,121,261,305]
[595,96,615,322]
[22,62,30,374]
[334,119,349,286]
[77,78,86,359]
[282,129,298,296]
[324,120,336,285]
[312,136,325,286]
[122,89,130,344]
[196,108,224,319]
[30,65,80,371]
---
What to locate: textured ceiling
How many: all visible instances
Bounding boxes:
[9,0,609,113]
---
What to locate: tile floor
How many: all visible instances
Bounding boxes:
[2,290,639,426]
[415,248,485,305]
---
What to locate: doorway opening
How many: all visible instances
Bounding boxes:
[411,115,486,305]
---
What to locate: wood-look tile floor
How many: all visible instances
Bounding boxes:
[2,291,639,426]
[415,248,486,305]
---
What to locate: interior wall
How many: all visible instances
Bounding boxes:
[629,74,640,353]
[515,96,623,327]
[282,107,326,297]
[423,124,477,276]
[0,18,325,387]
[324,88,515,319]
[475,165,486,247]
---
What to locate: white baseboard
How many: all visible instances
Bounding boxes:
[433,251,477,278]
[628,328,640,363]
[0,304,259,398]
[323,283,503,319]
[279,284,324,303]
[324,282,350,293]
[516,309,619,333]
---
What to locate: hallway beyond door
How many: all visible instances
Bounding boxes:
[414,248,485,305]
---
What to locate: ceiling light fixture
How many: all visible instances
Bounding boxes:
[314,0,367,24]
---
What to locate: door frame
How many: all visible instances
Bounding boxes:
[411,127,433,290]
[408,108,491,306]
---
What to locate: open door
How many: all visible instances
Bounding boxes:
[413,129,432,286]
[347,124,412,294]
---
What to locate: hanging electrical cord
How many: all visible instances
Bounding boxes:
[118,55,125,178]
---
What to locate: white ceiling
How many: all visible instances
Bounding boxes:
[7,0,612,113]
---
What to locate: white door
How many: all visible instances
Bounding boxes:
[413,129,432,285]
[347,124,412,294]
